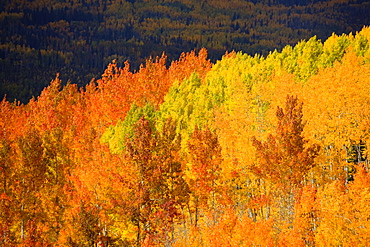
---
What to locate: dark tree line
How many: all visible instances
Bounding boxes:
[1,0,370,103]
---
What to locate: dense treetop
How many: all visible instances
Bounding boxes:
[0,27,370,246]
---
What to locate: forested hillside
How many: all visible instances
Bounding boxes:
[1,0,370,102]
[0,27,369,246]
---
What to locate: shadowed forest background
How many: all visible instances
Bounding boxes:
[1,0,370,102]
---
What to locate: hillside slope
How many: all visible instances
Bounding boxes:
[1,0,370,102]
[0,27,369,246]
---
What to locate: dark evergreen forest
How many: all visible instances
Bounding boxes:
[1,0,369,103]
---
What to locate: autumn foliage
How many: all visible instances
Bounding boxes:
[1,28,370,246]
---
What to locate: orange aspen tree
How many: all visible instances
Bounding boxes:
[252,95,319,225]
[186,127,222,227]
